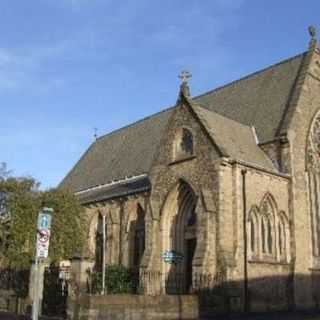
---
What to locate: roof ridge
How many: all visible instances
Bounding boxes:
[193,51,306,101]
[95,52,306,144]
[96,105,174,142]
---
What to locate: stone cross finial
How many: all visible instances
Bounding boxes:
[178,70,192,97]
[94,127,98,140]
[309,25,317,40]
[178,70,192,84]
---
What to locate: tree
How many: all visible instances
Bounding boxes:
[0,162,12,181]
[0,168,86,268]
[41,189,86,263]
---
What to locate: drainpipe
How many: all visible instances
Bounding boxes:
[102,214,106,294]
[241,169,249,313]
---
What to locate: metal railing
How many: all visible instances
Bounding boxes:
[0,268,29,296]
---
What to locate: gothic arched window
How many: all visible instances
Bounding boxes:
[260,195,275,256]
[261,216,267,254]
[249,195,289,263]
[94,214,104,272]
[133,205,145,267]
[174,128,194,160]
[261,215,273,255]
[267,218,273,254]
[248,208,258,256]
[278,212,289,261]
[250,219,255,252]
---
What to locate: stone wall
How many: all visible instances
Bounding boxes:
[83,193,148,269]
[217,162,292,312]
[67,294,199,320]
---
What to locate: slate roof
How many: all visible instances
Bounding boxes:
[76,175,150,205]
[61,108,173,193]
[195,53,305,142]
[192,104,275,170]
[60,52,305,194]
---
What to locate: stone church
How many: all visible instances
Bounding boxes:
[61,28,320,312]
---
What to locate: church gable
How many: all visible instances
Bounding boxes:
[191,101,276,171]
[149,88,275,174]
[148,91,221,176]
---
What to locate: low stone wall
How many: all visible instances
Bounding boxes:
[67,294,199,320]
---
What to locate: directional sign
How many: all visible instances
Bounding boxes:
[37,209,53,230]
[162,250,184,264]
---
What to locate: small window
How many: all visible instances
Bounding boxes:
[181,128,193,155]
[278,223,283,256]
[278,214,288,259]
[261,217,266,253]
[248,208,258,256]
[267,219,273,254]
[250,219,255,253]
[261,215,273,255]
[174,128,194,160]
[133,205,145,267]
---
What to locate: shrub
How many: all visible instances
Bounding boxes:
[92,265,134,294]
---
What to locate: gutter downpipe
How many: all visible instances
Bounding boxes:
[241,169,249,313]
[102,214,106,295]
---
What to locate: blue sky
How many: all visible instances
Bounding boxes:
[0,0,319,189]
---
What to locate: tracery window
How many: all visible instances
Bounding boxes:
[174,128,194,160]
[247,193,290,263]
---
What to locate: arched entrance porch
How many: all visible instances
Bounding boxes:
[160,180,198,294]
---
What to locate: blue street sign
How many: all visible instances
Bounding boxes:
[37,208,53,230]
[162,250,184,264]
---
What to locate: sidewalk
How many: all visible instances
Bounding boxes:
[209,311,320,320]
[0,312,27,319]
[1,311,320,320]
[0,312,63,320]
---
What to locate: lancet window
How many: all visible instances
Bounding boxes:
[174,128,194,160]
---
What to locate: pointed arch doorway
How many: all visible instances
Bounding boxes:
[161,180,198,294]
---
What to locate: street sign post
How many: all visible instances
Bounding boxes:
[36,211,52,259]
[32,208,53,320]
